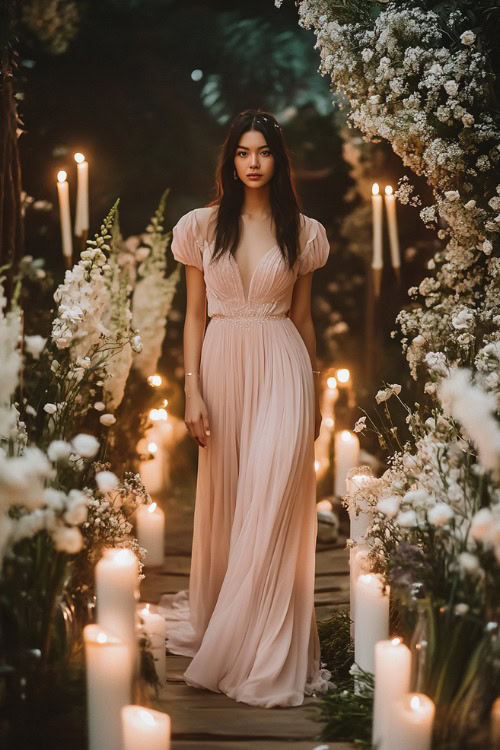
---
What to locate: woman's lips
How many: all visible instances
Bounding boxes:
[248,174,262,179]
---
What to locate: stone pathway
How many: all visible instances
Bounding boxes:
[140,488,354,750]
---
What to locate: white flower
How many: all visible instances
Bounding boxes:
[377,496,400,518]
[47,440,73,462]
[458,551,480,574]
[470,508,493,542]
[481,240,493,256]
[460,30,476,45]
[454,603,469,616]
[131,335,143,353]
[93,401,105,411]
[52,525,83,554]
[428,503,454,526]
[375,384,402,404]
[396,510,417,528]
[451,309,474,330]
[95,470,119,492]
[353,416,367,433]
[64,503,88,525]
[444,190,460,201]
[444,80,458,97]
[24,335,47,359]
[100,413,116,426]
[43,403,57,414]
[72,433,100,458]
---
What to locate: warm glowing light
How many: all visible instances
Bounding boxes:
[163,398,168,406]
[147,374,163,387]
[74,152,85,163]
[327,376,337,390]
[314,460,320,472]
[317,499,333,512]
[391,637,402,646]
[372,182,380,196]
[148,502,157,514]
[149,408,167,421]
[337,368,350,384]
[341,429,355,443]
[147,441,157,453]
[410,695,422,711]
[324,416,334,429]
[97,632,107,644]
[385,184,393,195]
[360,573,373,584]
[139,709,157,727]
[57,170,67,183]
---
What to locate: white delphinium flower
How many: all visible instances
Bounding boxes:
[24,334,47,359]
[354,416,367,433]
[375,383,402,404]
[428,503,454,526]
[99,413,116,426]
[72,433,100,458]
[95,470,119,492]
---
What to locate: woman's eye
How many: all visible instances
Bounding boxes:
[237,151,247,157]
[261,150,271,156]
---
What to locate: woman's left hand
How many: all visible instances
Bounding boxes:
[314,405,322,441]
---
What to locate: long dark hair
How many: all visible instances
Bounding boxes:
[206,109,302,270]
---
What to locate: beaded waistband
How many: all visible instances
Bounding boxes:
[209,312,289,327]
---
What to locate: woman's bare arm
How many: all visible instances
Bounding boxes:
[289,272,322,439]
[183,265,211,448]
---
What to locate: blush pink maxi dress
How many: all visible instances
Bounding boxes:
[159,207,334,708]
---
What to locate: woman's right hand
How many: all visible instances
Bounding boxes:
[185,391,211,449]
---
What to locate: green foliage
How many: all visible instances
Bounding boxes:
[317,608,354,683]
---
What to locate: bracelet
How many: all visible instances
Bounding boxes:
[312,369,321,375]
[185,372,200,376]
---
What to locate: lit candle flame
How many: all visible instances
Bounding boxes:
[57,170,67,183]
[340,429,355,443]
[327,376,337,389]
[337,368,350,384]
[147,442,157,453]
[385,184,393,195]
[147,374,163,387]
[74,152,85,164]
[148,502,157,513]
[314,460,320,472]
[391,637,401,646]
[410,695,422,711]
[139,709,157,727]
[372,183,380,195]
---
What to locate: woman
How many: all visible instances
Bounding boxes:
[160,108,334,708]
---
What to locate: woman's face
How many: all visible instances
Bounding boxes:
[233,129,275,189]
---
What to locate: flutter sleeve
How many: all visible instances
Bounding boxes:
[171,209,204,272]
[297,216,330,277]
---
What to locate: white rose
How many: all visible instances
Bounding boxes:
[95,470,119,492]
[52,525,83,554]
[43,403,57,414]
[428,503,454,526]
[396,510,417,528]
[47,440,73,462]
[100,413,116,427]
[377,496,400,518]
[460,30,476,45]
[72,433,100,458]
[458,551,480,574]
[24,335,47,359]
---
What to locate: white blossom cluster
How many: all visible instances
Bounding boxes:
[131,190,180,377]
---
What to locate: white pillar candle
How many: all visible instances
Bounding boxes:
[373,638,411,749]
[384,185,400,271]
[122,705,171,750]
[386,693,435,750]
[136,502,165,567]
[74,152,89,237]
[137,603,167,684]
[56,170,73,261]
[84,624,132,750]
[96,547,138,652]
[334,430,360,496]
[354,573,390,673]
[349,546,370,636]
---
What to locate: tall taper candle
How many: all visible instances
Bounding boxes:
[334,430,360,497]
[84,624,132,750]
[384,185,401,274]
[56,170,73,262]
[354,573,390,673]
[74,152,89,237]
[371,182,383,296]
[136,501,165,567]
[373,638,411,749]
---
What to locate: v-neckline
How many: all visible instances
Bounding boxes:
[229,245,278,303]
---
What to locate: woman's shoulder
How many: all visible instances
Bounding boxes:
[298,212,324,246]
[174,205,217,242]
